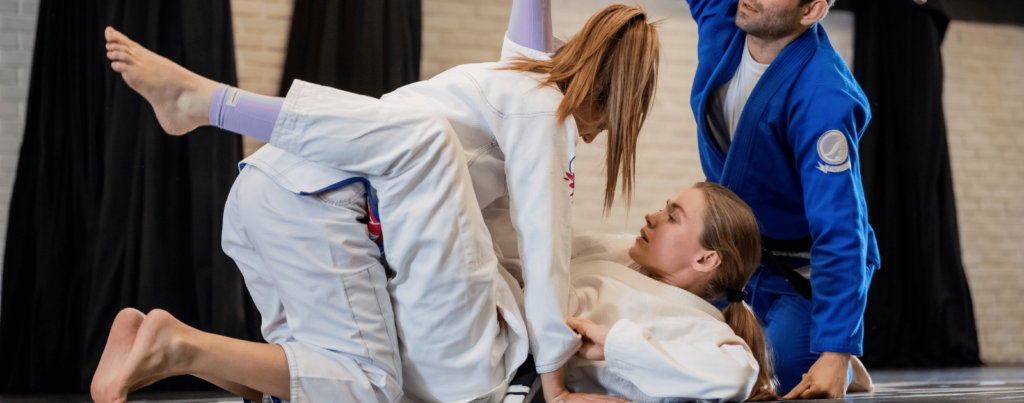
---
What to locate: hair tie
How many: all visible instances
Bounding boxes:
[727,289,747,303]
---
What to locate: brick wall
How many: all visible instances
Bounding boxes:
[943,22,1024,364]
[230,0,294,156]
[0,0,37,268]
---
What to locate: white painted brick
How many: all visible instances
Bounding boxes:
[16,32,27,50]
[0,15,32,32]
[0,84,25,100]
[0,49,29,66]
[18,0,36,16]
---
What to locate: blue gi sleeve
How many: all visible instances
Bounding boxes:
[686,0,737,30]
[787,84,876,356]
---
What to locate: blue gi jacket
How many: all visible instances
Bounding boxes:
[687,0,880,355]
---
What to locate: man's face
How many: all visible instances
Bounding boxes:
[735,0,806,39]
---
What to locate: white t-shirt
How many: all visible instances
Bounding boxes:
[706,39,770,152]
[721,40,770,139]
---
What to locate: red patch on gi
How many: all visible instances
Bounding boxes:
[367,194,384,251]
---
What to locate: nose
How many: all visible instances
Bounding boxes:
[645,212,655,228]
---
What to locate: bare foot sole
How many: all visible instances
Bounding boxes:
[847,356,874,393]
[91,308,145,403]
[104,26,218,135]
[94,309,194,403]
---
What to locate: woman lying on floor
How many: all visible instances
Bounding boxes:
[545,182,777,402]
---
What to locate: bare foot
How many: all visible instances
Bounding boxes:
[92,309,195,403]
[847,356,874,393]
[91,308,145,403]
[104,26,218,135]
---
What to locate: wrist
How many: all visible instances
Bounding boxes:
[821,352,852,359]
[820,351,852,364]
[540,370,568,403]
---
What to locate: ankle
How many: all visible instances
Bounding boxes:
[177,77,218,128]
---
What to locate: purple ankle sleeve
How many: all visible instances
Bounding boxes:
[208,83,283,143]
[507,0,554,53]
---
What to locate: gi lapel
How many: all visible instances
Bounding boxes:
[696,31,746,182]
[720,24,821,195]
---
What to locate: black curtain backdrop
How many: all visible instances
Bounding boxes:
[278,0,422,98]
[854,0,982,368]
[0,0,262,393]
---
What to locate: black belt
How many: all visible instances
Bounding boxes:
[760,235,812,300]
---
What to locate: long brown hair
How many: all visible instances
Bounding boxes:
[694,182,778,401]
[499,5,660,211]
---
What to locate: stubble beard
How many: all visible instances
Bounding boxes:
[735,1,803,40]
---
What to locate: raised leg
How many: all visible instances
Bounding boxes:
[507,0,555,52]
[104,26,218,135]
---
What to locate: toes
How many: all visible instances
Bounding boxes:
[107,50,129,62]
[111,61,129,73]
[105,26,134,47]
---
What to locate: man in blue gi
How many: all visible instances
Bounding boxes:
[683,0,880,399]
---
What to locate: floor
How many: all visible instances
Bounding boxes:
[1,366,1022,402]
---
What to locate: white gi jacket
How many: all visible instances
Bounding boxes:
[379,35,579,373]
[565,235,759,403]
[271,36,581,375]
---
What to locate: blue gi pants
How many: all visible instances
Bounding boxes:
[746,265,852,393]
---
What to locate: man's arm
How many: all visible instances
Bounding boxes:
[685,0,736,29]
[785,86,876,399]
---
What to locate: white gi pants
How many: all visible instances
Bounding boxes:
[223,173,402,403]
[223,80,528,403]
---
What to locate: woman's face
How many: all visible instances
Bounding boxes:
[628,187,719,292]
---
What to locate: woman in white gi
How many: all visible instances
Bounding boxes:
[544,182,778,402]
[92,3,660,403]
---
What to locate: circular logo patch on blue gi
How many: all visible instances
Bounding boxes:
[817,130,849,166]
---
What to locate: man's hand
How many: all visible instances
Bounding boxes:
[567,317,610,360]
[783,352,851,400]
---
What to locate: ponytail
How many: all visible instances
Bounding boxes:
[723,301,778,401]
[694,182,778,401]
[499,5,660,212]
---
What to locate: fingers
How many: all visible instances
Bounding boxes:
[799,383,830,399]
[782,375,810,400]
[576,341,597,357]
[566,317,588,334]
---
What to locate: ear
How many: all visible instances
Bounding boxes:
[800,0,828,27]
[693,250,721,273]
